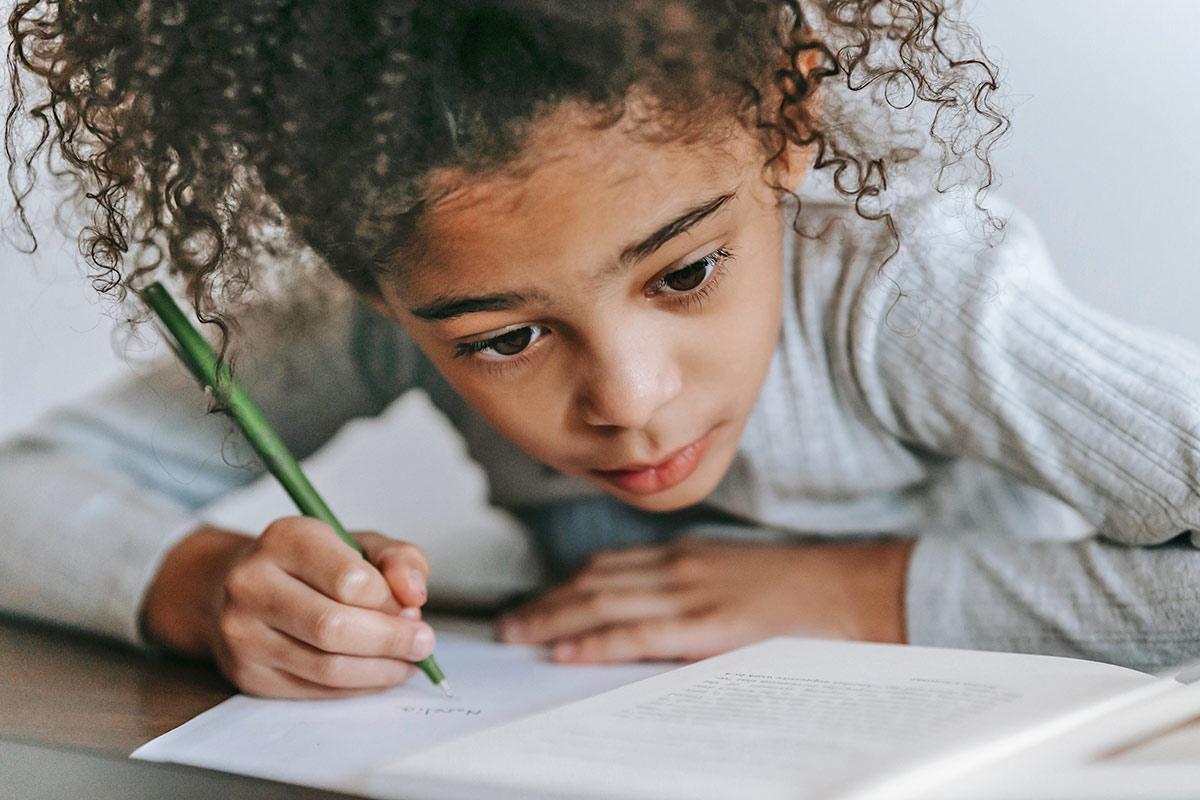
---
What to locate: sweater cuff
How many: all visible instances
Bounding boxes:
[904,532,977,650]
[0,448,202,648]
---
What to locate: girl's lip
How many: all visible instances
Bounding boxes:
[590,428,715,495]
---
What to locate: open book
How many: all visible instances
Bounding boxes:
[369,637,1200,800]
[137,630,1200,800]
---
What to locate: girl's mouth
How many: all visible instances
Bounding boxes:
[590,427,715,495]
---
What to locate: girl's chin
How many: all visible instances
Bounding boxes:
[615,488,712,513]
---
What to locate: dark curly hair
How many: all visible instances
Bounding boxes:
[5,0,1007,349]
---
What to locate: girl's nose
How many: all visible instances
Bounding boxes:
[578,345,684,431]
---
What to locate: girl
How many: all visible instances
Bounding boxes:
[5,0,1200,701]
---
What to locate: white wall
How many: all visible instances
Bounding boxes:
[1,194,154,437]
[969,0,1200,343]
[3,0,1200,440]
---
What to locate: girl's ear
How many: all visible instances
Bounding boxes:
[364,291,396,320]
[767,44,825,192]
[772,140,817,193]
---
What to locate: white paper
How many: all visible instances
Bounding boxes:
[133,624,670,796]
[376,638,1157,800]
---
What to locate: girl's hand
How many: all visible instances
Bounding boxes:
[142,517,435,698]
[496,537,913,663]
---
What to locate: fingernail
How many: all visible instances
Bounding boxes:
[411,627,435,660]
[399,606,421,620]
[498,617,524,642]
[408,569,427,600]
[552,641,576,661]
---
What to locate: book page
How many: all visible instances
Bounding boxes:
[133,622,670,796]
[920,682,1200,799]
[1105,715,1200,764]
[376,638,1156,800]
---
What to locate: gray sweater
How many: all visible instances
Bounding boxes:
[4,193,1200,671]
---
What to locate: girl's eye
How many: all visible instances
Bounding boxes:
[663,260,709,292]
[484,327,533,356]
[650,247,733,306]
[455,324,549,362]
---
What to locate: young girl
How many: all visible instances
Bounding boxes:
[5,0,1200,701]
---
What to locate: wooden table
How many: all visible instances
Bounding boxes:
[0,615,384,798]
[0,612,496,799]
[0,615,233,756]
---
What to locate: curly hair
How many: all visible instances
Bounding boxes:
[5,0,1007,348]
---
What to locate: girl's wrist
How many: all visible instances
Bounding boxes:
[856,538,914,644]
[141,525,253,658]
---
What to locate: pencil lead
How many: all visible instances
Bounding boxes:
[439,680,454,698]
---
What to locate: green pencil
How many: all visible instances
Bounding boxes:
[140,281,450,697]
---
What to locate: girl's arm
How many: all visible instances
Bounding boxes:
[844,199,1200,667]
[909,530,1200,672]
[0,295,415,645]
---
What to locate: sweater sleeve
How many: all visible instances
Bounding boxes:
[841,199,1200,668]
[0,295,416,646]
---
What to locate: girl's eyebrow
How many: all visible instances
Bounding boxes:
[609,190,736,275]
[408,190,736,322]
[409,289,552,321]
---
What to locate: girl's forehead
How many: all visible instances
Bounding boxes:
[375,100,767,310]
[421,114,753,244]
[430,112,748,219]
[424,95,748,214]
[404,127,749,295]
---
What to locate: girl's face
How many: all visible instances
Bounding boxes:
[372,109,807,512]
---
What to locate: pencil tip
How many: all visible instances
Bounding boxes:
[439,680,454,698]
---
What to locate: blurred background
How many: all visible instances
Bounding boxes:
[5,0,1200,438]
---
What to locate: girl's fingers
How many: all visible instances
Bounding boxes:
[231,660,390,700]
[512,566,674,622]
[260,517,394,610]
[566,565,679,594]
[498,556,690,642]
[582,544,674,572]
[552,613,726,664]
[243,564,436,661]
[499,588,699,645]
[259,626,418,690]
[355,531,431,608]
